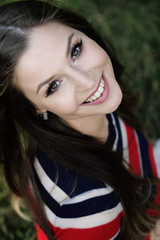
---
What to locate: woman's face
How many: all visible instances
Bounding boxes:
[15,22,122,125]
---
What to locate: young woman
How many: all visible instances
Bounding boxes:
[0,1,159,240]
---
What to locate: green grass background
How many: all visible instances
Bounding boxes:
[0,0,160,239]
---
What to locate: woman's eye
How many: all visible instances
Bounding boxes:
[71,39,82,61]
[46,80,60,97]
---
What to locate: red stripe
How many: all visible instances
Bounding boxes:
[145,235,151,240]
[51,211,123,240]
[36,211,123,240]
[125,123,142,176]
[36,224,49,240]
[147,141,160,217]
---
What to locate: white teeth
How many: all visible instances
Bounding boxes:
[94,91,101,98]
[91,95,97,100]
[98,86,104,93]
[84,77,105,103]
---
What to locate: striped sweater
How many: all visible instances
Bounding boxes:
[33,112,159,240]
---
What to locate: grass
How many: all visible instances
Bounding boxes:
[0,0,160,239]
[0,174,35,240]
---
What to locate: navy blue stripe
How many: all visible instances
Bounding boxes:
[71,174,106,197]
[106,114,116,149]
[114,231,121,240]
[135,130,157,201]
[135,130,154,178]
[36,149,106,197]
[33,167,120,218]
[36,149,57,181]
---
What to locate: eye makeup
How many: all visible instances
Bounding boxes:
[70,38,82,61]
[45,80,61,97]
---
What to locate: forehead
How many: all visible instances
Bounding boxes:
[14,22,79,91]
[18,22,76,65]
[28,22,75,49]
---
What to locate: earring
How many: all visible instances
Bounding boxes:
[43,112,48,120]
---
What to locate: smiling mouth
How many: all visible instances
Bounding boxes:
[83,77,104,103]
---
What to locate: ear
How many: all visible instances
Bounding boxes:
[36,107,47,115]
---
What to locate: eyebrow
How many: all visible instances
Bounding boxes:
[66,33,74,57]
[37,33,74,94]
[37,76,55,94]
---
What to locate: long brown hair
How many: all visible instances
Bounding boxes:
[0,1,159,239]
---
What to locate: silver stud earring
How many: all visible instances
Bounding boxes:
[43,112,48,120]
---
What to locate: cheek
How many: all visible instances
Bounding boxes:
[47,97,79,117]
[84,41,109,68]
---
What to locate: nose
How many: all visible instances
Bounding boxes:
[66,66,95,91]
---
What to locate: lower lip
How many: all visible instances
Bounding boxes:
[82,74,109,106]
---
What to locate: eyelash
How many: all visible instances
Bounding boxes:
[70,39,83,61]
[45,39,83,97]
[46,80,60,97]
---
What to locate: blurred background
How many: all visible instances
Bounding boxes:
[0,0,160,239]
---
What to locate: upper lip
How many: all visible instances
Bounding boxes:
[83,74,103,102]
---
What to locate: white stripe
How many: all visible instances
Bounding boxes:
[110,113,119,151]
[34,158,69,204]
[119,118,129,164]
[44,202,123,229]
[63,187,114,205]
[153,139,160,177]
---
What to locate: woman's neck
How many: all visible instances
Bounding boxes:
[66,114,109,142]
